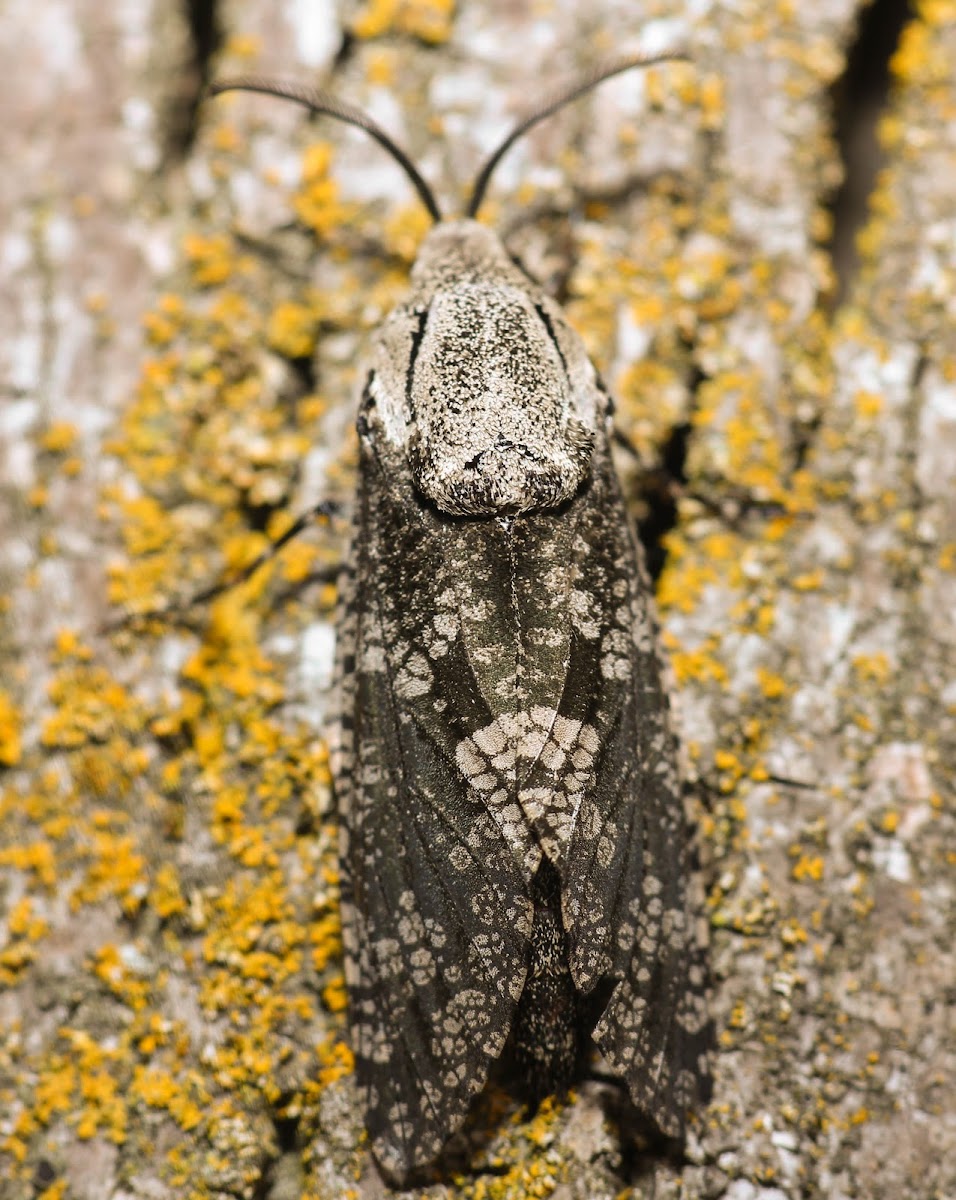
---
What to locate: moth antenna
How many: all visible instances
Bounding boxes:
[210,76,443,223]
[466,48,689,220]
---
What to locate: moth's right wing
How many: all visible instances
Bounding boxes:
[330,446,534,1179]
[556,439,713,1134]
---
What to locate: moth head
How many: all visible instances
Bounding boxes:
[210,51,688,518]
[387,219,597,515]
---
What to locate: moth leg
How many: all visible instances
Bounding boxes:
[189,499,343,603]
[103,498,342,632]
[613,423,794,544]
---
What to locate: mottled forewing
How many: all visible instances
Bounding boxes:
[331,437,533,1178]
[551,437,712,1133]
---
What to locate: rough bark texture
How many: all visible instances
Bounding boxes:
[1,2,953,1199]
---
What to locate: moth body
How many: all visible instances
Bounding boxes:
[331,219,712,1179]
[211,50,710,1184]
[507,857,582,1091]
[367,221,597,516]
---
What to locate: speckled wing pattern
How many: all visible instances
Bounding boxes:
[331,435,709,1175]
[553,442,712,1135]
[327,221,710,1178]
[330,439,537,1176]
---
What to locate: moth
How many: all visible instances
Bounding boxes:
[213,50,712,1180]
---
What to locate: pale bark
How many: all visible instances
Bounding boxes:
[1,2,953,1198]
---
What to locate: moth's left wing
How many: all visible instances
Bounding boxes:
[332,444,535,1179]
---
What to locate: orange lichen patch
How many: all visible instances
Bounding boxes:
[666,636,729,687]
[683,249,744,325]
[90,943,154,1011]
[106,277,327,611]
[222,32,261,61]
[71,832,148,915]
[267,300,322,359]
[171,617,292,823]
[200,872,306,1007]
[853,389,884,419]
[723,403,787,500]
[366,47,397,85]
[148,862,188,920]
[791,568,825,592]
[697,72,725,129]
[451,1098,569,1199]
[313,1037,354,1089]
[6,896,47,940]
[276,537,321,584]
[379,203,431,266]
[211,123,241,154]
[41,665,146,750]
[351,0,455,44]
[0,894,50,980]
[0,942,38,983]
[851,653,891,685]
[657,537,724,614]
[0,690,22,766]
[780,918,809,946]
[134,1012,173,1056]
[142,294,188,346]
[38,422,79,454]
[182,233,247,288]
[201,995,316,1107]
[32,1060,77,1126]
[321,975,348,1013]
[890,6,952,83]
[129,1066,207,1131]
[757,667,789,698]
[31,1031,130,1144]
[0,840,57,889]
[310,908,343,974]
[791,853,825,883]
[116,494,178,556]
[293,143,353,238]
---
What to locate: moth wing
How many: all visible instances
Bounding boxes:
[566,681,712,1133]
[333,457,533,1179]
[552,442,712,1132]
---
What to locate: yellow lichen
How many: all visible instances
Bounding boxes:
[293,143,353,237]
[668,639,729,686]
[757,667,789,699]
[791,568,825,592]
[853,389,884,419]
[39,422,78,453]
[0,690,22,765]
[851,653,891,685]
[267,300,321,359]
[352,0,455,44]
[183,233,242,287]
[0,840,57,889]
[791,854,824,882]
[322,976,348,1013]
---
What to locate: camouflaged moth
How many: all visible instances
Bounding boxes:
[213,50,712,1180]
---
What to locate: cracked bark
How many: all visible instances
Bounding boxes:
[1,2,953,1198]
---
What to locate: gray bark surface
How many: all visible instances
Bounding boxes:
[1,2,953,1198]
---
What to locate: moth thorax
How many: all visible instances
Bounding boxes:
[408,284,594,516]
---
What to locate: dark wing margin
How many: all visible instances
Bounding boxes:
[332,452,532,1179]
[557,438,713,1134]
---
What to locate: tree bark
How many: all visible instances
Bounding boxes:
[1,2,953,1198]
